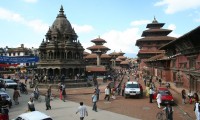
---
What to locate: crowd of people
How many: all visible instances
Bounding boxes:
[2,68,200,120]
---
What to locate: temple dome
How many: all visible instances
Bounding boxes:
[51,5,74,35]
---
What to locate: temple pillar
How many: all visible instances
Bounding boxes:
[97,54,101,66]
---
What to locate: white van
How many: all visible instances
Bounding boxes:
[13,111,52,120]
[124,81,142,98]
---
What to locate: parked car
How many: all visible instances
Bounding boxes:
[12,111,53,120]
[3,79,18,88]
[0,78,6,90]
[153,87,175,105]
[124,81,143,98]
[0,92,12,108]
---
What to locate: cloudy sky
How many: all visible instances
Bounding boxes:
[0,0,200,58]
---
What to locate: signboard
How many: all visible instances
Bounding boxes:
[0,56,39,63]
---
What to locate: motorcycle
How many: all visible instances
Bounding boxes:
[19,85,28,94]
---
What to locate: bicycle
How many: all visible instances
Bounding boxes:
[156,110,166,120]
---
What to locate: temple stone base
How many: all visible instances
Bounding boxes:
[36,79,92,89]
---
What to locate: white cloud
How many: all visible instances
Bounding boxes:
[101,27,140,54]
[22,0,38,3]
[154,0,200,14]
[194,18,200,22]
[168,24,176,30]
[167,24,181,37]
[26,20,49,33]
[0,7,48,33]
[0,8,25,22]
[72,24,94,33]
[130,20,151,26]
[0,7,94,34]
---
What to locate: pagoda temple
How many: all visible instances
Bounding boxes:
[37,6,85,78]
[85,37,110,73]
[109,50,129,69]
[135,17,176,69]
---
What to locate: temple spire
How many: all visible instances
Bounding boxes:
[59,5,64,15]
[152,16,158,23]
[57,5,66,18]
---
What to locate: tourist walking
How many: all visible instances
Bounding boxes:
[111,87,116,99]
[45,91,51,110]
[59,83,63,100]
[95,87,100,101]
[149,87,153,103]
[76,102,88,120]
[127,76,130,81]
[62,87,66,102]
[156,92,162,108]
[143,77,146,86]
[121,83,125,96]
[163,103,174,120]
[92,92,98,112]
[44,75,47,83]
[28,97,35,112]
[159,78,162,87]
[194,101,200,120]
[104,86,110,101]
[194,93,199,103]
[181,89,186,104]
[13,87,20,105]
[25,75,28,84]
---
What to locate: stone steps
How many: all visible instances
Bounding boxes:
[37,82,91,89]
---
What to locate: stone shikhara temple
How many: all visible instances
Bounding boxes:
[37,6,85,77]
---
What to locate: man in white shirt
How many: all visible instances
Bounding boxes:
[104,86,110,101]
[76,102,88,120]
[156,92,162,108]
[149,87,153,103]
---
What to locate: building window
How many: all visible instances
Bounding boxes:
[189,59,195,69]
[172,59,176,68]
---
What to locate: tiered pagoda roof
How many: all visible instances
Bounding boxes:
[117,55,127,60]
[86,36,110,54]
[109,51,119,56]
[109,50,125,57]
[87,45,110,52]
[135,17,176,59]
[91,37,107,45]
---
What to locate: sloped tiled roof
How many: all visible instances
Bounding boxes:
[117,56,127,60]
[120,61,129,65]
[137,36,176,41]
[87,45,110,50]
[138,49,165,54]
[86,66,106,72]
[146,54,169,62]
[83,51,90,56]
[85,53,111,59]
[91,37,106,43]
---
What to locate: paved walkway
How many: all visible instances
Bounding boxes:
[15,74,196,120]
[9,90,140,120]
[151,76,196,120]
